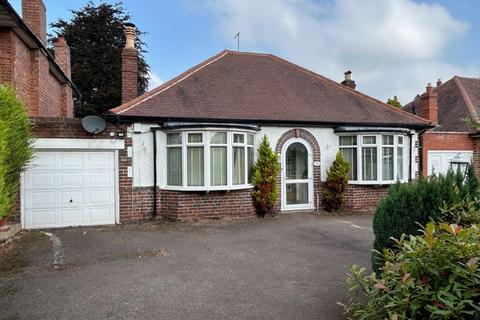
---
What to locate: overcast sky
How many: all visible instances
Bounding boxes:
[10,0,480,104]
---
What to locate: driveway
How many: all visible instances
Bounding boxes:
[0,212,373,320]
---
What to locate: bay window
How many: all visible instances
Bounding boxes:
[339,133,407,184]
[166,130,255,190]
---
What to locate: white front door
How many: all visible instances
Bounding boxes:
[22,151,117,229]
[281,139,314,210]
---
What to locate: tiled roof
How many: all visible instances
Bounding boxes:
[404,76,480,132]
[111,50,430,128]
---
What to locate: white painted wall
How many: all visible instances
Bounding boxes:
[131,123,420,187]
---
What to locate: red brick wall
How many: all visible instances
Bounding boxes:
[343,184,390,212]
[0,27,73,117]
[421,132,473,176]
[121,47,138,104]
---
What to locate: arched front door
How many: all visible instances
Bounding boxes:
[281,139,314,210]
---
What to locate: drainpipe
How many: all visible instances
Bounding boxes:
[408,132,413,182]
[151,127,159,220]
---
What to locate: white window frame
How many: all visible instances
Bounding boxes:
[165,129,256,191]
[338,133,408,185]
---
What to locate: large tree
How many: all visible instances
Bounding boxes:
[50,1,150,116]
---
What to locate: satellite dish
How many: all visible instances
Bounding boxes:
[81,116,107,134]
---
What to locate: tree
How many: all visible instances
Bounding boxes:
[251,135,281,217]
[322,152,350,211]
[0,85,34,221]
[386,96,402,109]
[50,1,150,116]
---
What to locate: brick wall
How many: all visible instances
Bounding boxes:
[121,47,138,104]
[421,132,473,176]
[343,184,390,212]
[0,19,73,117]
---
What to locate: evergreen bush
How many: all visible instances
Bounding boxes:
[342,222,480,319]
[0,85,34,220]
[251,135,281,216]
[372,168,479,271]
[323,152,350,212]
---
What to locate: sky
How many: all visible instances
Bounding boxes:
[10,0,480,104]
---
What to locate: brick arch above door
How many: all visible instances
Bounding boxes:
[274,128,321,210]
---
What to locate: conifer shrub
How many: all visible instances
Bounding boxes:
[323,152,350,212]
[372,168,479,271]
[0,85,34,220]
[251,135,281,217]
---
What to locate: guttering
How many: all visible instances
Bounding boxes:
[162,122,261,131]
[105,113,434,130]
[334,127,412,134]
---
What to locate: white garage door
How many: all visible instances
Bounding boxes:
[427,151,473,176]
[23,151,116,229]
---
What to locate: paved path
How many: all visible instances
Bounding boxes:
[0,212,373,320]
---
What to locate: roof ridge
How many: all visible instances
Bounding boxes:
[453,76,479,121]
[267,54,431,125]
[110,50,230,114]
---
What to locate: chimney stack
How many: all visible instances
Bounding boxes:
[341,70,356,90]
[122,23,138,104]
[436,78,442,87]
[418,83,438,124]
[22,0,46,45]
[53,36,71,78]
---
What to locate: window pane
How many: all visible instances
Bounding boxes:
[233,133,244,144]
[188,133,203,143]
[362,147,377,181]
[397,147,404,180]
[247,134,254,146]
[382,135,394,145]
[340,148,357,180]
[210,146,227,186]
[397,136,404,145]
[340,136,357,146]
[233,147,245,184]
[210,132,227,144]
[167,133,182,145]
[286,143,308,179]
[247,147,254,183]
[382,147,394,180]
[187,147,204,186]
[167,147,182,186]
[363,136,376,144]
[286,183,309,205]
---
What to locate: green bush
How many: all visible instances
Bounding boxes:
[323,152,350,212]
[372,169,479,271]
[251,135,281,216]
[341,222,480,320]
[0,85,34,220]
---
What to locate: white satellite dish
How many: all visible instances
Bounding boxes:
[81,115,107,134]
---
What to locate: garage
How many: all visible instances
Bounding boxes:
[21,139,123,229]
[427,150,473,176]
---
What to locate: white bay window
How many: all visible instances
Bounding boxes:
[339,133,407,184]
[166,130,255,190]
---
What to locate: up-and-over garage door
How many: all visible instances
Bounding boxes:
[22,151,117,229]
[427,150,473,176]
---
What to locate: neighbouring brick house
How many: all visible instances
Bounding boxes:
[404,77,480,176]
[2,1,431,229]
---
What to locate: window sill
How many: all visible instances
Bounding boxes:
[162,185,254,192]
[347,180,407,186]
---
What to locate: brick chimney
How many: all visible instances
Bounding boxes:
[418,83,438,124]
[53,36,71,78]
[22,0,47,45]
[122,23,138,104]
[341,70,356,90]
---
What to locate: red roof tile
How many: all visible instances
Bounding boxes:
[111,50,430,128]
[404,76,480,132]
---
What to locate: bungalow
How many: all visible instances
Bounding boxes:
[5,4,430,228]
[404,77,480,176]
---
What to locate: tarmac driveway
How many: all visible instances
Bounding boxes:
[0,212,373,320]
